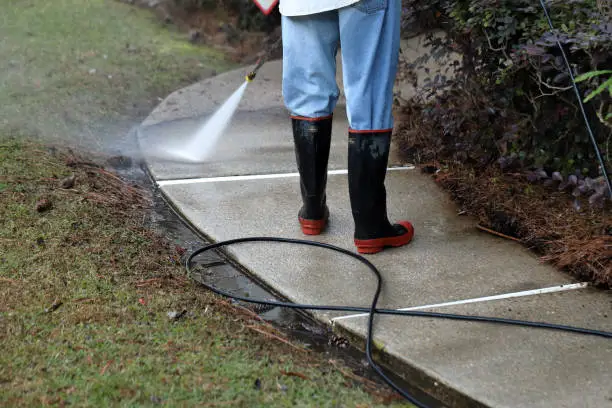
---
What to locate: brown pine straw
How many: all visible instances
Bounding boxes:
[431,165,611,287]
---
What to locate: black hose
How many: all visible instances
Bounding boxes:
[186,236,612,408]
[184,5,612,407]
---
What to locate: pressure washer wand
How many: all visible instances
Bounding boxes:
[246,37,282,82]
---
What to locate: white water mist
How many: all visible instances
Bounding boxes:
[163,81,249,163]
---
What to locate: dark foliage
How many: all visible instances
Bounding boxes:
[398,0,612,205]
[172,0,281,31]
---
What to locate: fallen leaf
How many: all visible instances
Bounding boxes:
[35,198,53,212]
[279,370,310,380]
[73,297,96,303]
[167,310,187,321]
[100,360,113,375]
[59,174,76,189]
[44,299,63,313]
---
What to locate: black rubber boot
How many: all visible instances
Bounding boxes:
[292,116,333,235]
[348,131,414,254]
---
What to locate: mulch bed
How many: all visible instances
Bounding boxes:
[422,163,611,287]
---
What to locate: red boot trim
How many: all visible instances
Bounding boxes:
[291,115,333,122]
[348,128,393,134]
[299,217,328,235]
[354,221,414,254]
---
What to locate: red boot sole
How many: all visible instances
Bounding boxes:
[299,217,327,235]
[354,221,414,254]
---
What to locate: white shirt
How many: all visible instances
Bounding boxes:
[279,0,360,16]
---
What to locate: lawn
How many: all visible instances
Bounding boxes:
[0,0,232,152]
[0,1,409,406]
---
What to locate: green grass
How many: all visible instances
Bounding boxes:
[0,137,408,407]
[0,0,234,151]
[0,1,411,406]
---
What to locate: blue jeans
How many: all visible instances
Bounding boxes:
[281,0,401,132]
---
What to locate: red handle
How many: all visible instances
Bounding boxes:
[252,0,279,15]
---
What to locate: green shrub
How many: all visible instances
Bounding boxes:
[399,0,611,204]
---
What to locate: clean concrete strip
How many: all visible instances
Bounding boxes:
[156,166,415,187]
[330,282,589,323]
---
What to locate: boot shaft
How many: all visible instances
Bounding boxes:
[292,117,333,221]
[347,131,394,239]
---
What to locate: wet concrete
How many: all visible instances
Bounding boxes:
[124,163,444,405]
[152,160,612,408]
[137,106,355,181]
[138,43,612,408]
[158,171,578,317]
[338,288,611,408]
[153,163,612,408]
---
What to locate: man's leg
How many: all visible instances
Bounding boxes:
[282,12,340,235]
[339,0,400,131]
[339,0,414,253]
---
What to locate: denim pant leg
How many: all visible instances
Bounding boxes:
[281,12,341,119]
[339,0,401,131]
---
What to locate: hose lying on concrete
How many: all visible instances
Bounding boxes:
[186,236,612,408]
[181,4,611,407]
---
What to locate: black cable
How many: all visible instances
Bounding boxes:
[537,0,612,197]
[181,4,612,407]
[186,236,612,408]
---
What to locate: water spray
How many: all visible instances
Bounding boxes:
[154,38,282,164]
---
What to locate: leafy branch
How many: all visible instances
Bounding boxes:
[575,70,612,103]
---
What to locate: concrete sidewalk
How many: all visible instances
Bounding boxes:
[138,47,611,407]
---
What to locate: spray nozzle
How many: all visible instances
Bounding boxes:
[245,55,267,82]
[244,38,283,83]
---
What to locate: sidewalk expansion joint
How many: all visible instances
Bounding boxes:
[329,282,589,325]
[156,166,415,187]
